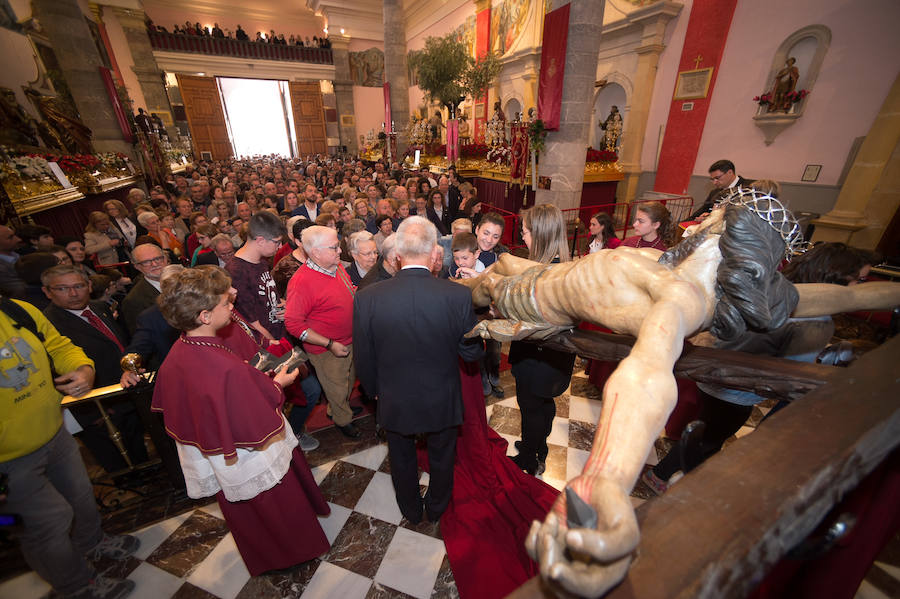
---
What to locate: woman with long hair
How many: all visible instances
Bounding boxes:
[587,211,621,253]
[509,204,576,475]
[621,201,674,250]
[426,188,450,236]
[457,183,483,228]
[417,177,432,196]
[103,199,139,249]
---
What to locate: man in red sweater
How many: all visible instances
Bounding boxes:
[285,225,360,438]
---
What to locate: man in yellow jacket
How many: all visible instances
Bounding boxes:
[0,298,139,599]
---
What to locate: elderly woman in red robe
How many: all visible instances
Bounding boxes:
[151,266,330,575]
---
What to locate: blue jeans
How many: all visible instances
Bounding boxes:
[287,373,322,434]
[0,427,102,593]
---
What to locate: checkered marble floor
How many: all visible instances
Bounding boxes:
[2,369,896,598]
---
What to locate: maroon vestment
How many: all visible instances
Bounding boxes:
[152,335,330,574]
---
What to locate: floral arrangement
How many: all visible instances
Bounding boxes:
[753,89,809,106]
[42,153,101,174]
[586,148,618,163]
[10,154,54,179]
[487,143,511,166]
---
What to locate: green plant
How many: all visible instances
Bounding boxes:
[528,119,547,155]
[409,33,501,115]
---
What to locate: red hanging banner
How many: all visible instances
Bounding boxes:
[536,4,570,130]
[446,119,459,162]
[383,82,392,131]
[509,123,529,184]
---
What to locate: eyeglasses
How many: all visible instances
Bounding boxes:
[48,283,88,293]
[136,255,166,267]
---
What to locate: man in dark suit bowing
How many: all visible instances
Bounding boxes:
[41,265,148,473]
[353,216,483,524]
[121,243,169,335]
[689,159,754,220]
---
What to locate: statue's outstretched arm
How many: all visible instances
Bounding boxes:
[792,282,900,318]
[526,295,701,597]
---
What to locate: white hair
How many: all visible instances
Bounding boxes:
[381,233,398,261]
[349,231,375,254]
[395,216,437,258]
[300,225,335,249]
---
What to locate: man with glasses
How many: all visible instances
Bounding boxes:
[689,159,753,220]
[226,212,285,342]
[121,243,169,335]
[286,225,361,438]
[196,234,236,267]
[41,265,148,473]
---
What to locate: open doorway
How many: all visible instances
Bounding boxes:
[216,77,296,157]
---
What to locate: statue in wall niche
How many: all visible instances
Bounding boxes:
[24,88,92,154]
[769,57,799,113]
[600,105,623,152]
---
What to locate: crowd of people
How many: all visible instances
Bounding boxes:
[1,153,895,599]
[148,18,332,48]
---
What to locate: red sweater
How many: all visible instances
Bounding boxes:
[285,263,354,354]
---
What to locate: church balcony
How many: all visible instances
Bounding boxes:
[148,31,333,65]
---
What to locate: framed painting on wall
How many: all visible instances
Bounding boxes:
[340,114,355,127]
[674,67,714,100]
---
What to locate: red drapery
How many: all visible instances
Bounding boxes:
[536,4,570,130]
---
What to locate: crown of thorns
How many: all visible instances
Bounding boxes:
[720,188,805,259]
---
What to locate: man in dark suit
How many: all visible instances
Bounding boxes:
[690,159,753,220]
[357,234,398,291]
[121,243,168,335]
[291,183,322,220]
[353,216,483,523]
[195,234,235,267]
[41,265,147,472]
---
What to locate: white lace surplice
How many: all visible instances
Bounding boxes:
[175,414,299,502]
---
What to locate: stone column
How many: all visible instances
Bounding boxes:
[535,0,606,210]
[383,0,410,156]
[330,34,357,154]
[812,73,900,249]
[31,0,132,154]
[111,6,176,139]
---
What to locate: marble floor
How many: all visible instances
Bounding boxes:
[1,366,898,598]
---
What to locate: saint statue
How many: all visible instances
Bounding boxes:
[599,105,623,152]
[458,114,470,143]
[492,100,506,122]
[770,57,799,113]
[0,88,41,147]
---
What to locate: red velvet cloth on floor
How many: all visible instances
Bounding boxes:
[216,447,330,576]
[422,361,559,599]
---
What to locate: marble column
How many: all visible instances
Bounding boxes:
[31,0,132,154]
[383,0,410,157]
[111,6,176,139]
[535,0,606,210]
[330,34,357,154]
[812,73,900,249]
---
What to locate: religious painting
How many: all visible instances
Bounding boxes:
[348,48,384,87]
[340,114,355,127]
[451,15,477,57]
[491,0,531,56]
[474,103,486,119]
[673,67,714,100]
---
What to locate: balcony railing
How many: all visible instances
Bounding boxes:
[148,31,333,65]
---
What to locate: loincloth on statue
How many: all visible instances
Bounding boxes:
[492,264,551,324]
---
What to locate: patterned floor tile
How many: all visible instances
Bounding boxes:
[318,461,377,509]
[430,555,459,599]
[374,527,446,599]
[324,512,397,578]
[343,444,390,471]
[299,561,371,599]
[568,419,596,451]
[487,404,522,437]
[234,560,320,599]
[185,533,250,599]
[145,511,231,578]
[354,471,404,525]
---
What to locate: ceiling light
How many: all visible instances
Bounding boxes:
[340,28,345,34]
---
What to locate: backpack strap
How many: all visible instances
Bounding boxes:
[0,295,44,342]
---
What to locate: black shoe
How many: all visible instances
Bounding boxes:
[492,385,505,398]
[338,423,361,438]
[511,452,537,476]
[514,439,523,452]
[351,405,364,417]
[535,459,546,476]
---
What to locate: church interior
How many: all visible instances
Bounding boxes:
[1,0,900,598]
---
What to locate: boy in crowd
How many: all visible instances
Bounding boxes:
[449,232,485,279]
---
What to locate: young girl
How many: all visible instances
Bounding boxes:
[587,212,621,253]
[621,201,674,251]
